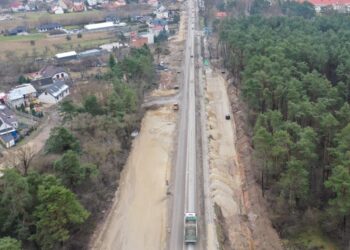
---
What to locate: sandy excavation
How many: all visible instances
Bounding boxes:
[92,106,176,250]
[205,69,254,249]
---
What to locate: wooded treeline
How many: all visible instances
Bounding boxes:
[219,14,350,247]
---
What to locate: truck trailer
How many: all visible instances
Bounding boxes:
[184,212,197,244]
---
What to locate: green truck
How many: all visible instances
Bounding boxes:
[184,212,198,243]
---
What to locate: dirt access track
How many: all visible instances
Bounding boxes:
[205,69,282,250]
[0,109,59,171]
[91,106,176,250]
[90,7,184,249]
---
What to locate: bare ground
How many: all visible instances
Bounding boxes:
[206,69,253,249]
[89,7,184,249]
[205,69,282,250]
[91,106,176,250]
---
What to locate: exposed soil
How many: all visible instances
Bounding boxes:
[205,69,283,250]
[89,7,185,249]
[205,69,253,249]
[91,106,176,250]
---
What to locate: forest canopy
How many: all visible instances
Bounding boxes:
[219,14,350,246]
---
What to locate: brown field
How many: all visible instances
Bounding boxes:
[0,4,153,30]
[0,10,107,30]
[0,31,116,59]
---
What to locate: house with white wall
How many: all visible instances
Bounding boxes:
[7,84,37,108]
[38,81,69,104]
[0,106,18,148]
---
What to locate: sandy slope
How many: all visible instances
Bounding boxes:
[92,106,175,250]
[206,69,254,249]
[206,69,282,250]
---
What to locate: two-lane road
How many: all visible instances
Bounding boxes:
[168,0,198,248]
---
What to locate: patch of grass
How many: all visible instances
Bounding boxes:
[14,10,103,23]
[65,25,82,30]
[289,227,339,250]
[0,33,45,42]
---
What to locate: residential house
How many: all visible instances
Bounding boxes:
[37,23,63,32]
[25,2,37,11]
[147,0,158,7]
[302,0,350,12]
[150,18,168,27]
[130,37,148,48]
[139,32,154,44]
[114,0,126,8]
[151,24,167,36]
[101,0,126,10]
[0,105,18,148]
[215,11,227,18]
[51,5,64,14]
[10,1,25,12]
[58,0,70,11]
[154,5,169,19]
[86,0,97,6]
[7,84,37,108]
[73,0,86,12]
[0,105,18,128]
[105,15,120,22]
[0,117,17,148]
[31,65,70,90]
[38,81,69,104]
[5,26,27,36]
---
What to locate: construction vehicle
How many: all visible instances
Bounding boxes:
[173,103,179,111]
[184,212,197,243]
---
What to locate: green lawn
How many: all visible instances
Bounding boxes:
[0,33,45,42]
[65,25,82,30]
[13,10,105,24]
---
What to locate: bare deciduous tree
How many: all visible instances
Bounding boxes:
[13,146,36,176]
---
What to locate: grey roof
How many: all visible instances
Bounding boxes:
[39,65,66,78]
[0,133,14,143]
[0,105,17,126]
[32,77,54,88]
[0,127,15,135]
[78,49,102,57]
[45,81,69,97]
[38,23,62,30]
[7,84,36,101]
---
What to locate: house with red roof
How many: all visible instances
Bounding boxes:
[73,0,86,12]
[302,0,350,12]
[10,1,25,12]
[130,37,148,48]
[215,11,227,18]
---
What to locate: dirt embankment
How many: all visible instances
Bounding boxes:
[91,106,176,250]
[205,70,282,250]
[227,82,283,250]
[206,69,253,249]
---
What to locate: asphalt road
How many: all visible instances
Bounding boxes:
[168,0,197,248]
